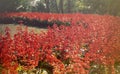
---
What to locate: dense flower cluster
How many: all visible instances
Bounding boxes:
[0,12,75,22]
[2,12,120,27]
[0,13,120,74]
[0,27,41,74]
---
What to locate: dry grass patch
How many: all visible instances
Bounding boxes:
[0,24,47,36]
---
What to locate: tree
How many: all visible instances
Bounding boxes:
[36,1,46,12]
[66,0,72,13]
[106,0,120,16]
[50,0,59,13]
[65,0,77,13]
[0,0,19,12]
[45,0,50,12]
[77,0,120,16]
[59,0,64,13]
[16,0,30,12]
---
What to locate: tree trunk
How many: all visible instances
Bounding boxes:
[54,0,59,13]
[45,0,50,13]
[59,0,64,13]
[66,0,72,13]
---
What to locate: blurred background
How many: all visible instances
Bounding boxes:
[0,0,120,16]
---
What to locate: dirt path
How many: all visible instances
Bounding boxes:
[0,24,47,36]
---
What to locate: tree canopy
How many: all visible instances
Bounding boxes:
[0,0,120,16]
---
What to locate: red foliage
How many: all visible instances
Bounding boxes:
[0,27,40,73]
[0,13,120,74]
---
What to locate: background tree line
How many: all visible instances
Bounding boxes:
[0,0,120,16]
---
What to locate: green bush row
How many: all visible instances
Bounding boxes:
[0,16,71,28]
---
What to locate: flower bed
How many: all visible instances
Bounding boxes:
[0,13,120,74]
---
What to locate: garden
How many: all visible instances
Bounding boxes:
[0,0,120,74]
[0,12,120,74]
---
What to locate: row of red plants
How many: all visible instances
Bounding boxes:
[1,12,120,27]
[0,12,75,27]
[0,13,120,74]
[0,12,77,22]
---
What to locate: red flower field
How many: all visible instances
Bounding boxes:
[0,12,120,74]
